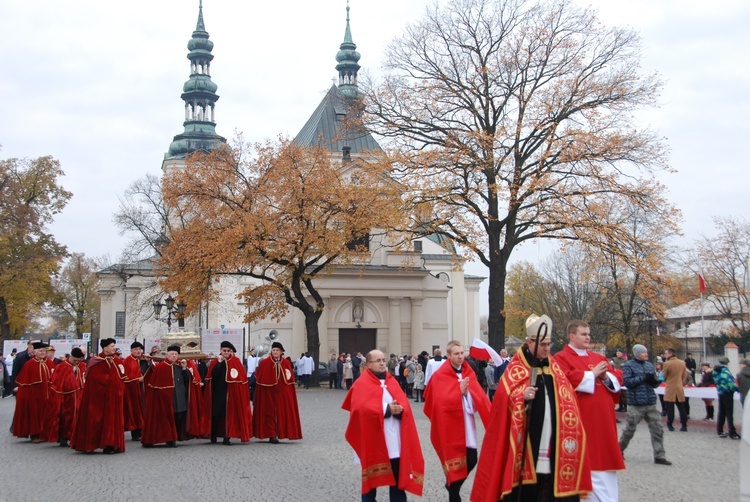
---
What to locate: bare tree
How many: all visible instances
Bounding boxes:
[363,0,670,348]
[690,216,750,345]
[114,173,174,262]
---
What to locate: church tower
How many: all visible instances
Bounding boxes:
[294,2,380,157]
[335,2,361,99]
[162,0,226,173]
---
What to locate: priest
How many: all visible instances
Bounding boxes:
[141,345,195,447]
[122,341,146,441]
[342,349,424,500]
[554,320,625,502]
[253,341,302,444]
[42,347,86,447]
[424,340,490,501]
[70,338,126,454]
[12,341,51,442]
[470,314,591,502]
[201,341,252,444]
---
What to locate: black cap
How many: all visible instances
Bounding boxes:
[271,341,285,352]
[70,348,84,358]
[220,341,236,352]
[100,338,116,349]
[167,345,181,354]
[130,341,144,350]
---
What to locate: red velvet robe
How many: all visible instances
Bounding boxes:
[200,355,252,441]
[342,370,424,496]
[141,360,197,445]
[554,345,626,472]
[423,359,491,485]
[121,354,145,432]
[470,348,591,502]
[252,356,302,440]
[185,360,204,437]
[42,359,85,442]
[12,358,50,438]
[70,354,126,453]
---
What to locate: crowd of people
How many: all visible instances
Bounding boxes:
[8,338,302,453]
[5,317,747,501]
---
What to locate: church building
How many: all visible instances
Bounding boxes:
[98,2,484,359]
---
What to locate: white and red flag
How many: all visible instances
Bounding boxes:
[698,271,707,293]
[469,337,503,366]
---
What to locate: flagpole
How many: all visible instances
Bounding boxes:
[700,291,706,361]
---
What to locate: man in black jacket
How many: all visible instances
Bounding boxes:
[619,344,672,465]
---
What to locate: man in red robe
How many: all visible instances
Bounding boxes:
[424,340,490,501]
[252,341,302,443]
[471,314,591,502]
[12,341,51,442]
[184,358,204,438]
[554,320,625,502]
[122,341,146,441]
[141,345,197,447]
[42,347,86,446]
[70,338,126,454]
[342,349,424,501]
[200,341,252,444]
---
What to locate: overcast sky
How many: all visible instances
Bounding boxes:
[2,0,749,313]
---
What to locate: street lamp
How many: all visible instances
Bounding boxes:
[684,321,691,358]
[153,295,187,331]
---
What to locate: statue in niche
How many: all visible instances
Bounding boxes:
[352,299,364,324]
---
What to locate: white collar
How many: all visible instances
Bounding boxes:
[568,344,588,356]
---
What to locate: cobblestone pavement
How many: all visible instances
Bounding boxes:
[0,390,742,501]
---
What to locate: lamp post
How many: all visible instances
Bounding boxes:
[635,310,644,357]
[684,320,691,358]
[153,295,187,331]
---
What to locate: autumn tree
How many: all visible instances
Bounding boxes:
[363,0,670,348]
[49,253,101,336]
[574,186,680,355]
[0,155,71,340]
[160,138,404,380]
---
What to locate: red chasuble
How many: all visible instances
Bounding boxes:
[342,370,424,496]
[70,354,126,453]
[121,354,145,432]
[252,356,302,440]
[423,360,491,485]
[470,349,591,502]
[12,358,51,438]
[141,361,182,444]
[42,359,85,442]
[554,345,626,472]
[200,355,252,441]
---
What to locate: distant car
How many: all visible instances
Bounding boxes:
[293,361,329,384]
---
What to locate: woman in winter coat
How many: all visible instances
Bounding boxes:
[343,357,354,390]
[412,363,425,403]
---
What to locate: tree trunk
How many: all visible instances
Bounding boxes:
[0,296,10,342]
[487,242,513,350]
[304,309,323,387]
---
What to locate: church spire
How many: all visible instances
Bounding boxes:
[335,1,361,99]
[166,0,226,160]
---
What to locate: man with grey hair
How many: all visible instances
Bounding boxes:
[618,344,671,465]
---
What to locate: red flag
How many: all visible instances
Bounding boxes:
[698,271,707,293]
[469,338,503,366]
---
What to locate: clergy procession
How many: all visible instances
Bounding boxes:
[10,338,302,453]
[7,314,743,501]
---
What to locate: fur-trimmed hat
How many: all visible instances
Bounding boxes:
[100,338,116,349]
[271,341,285,352]
[167,345,181,354]
[220,341,236,352]
[130,341,144,350]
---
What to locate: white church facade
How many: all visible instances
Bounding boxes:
[98,3,484,359]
